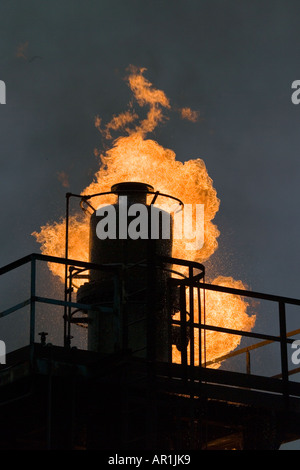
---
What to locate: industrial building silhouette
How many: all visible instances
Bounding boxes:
[1,182,300,450]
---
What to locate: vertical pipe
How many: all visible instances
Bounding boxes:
[146,213,157,448]
[30,256,36,365]
[189,266,194,368]
[202,274,206,367]
[67,267,73,347]
[64,193,71,347]
[197,285,201,368]
[46,355,53,449]
[246,350,251,375]
[188,270,195,442]
[279,301,289,404]
[167,279,173,365]
[180,283,188,375]
[146,220,156,362]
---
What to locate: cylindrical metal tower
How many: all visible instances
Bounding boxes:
[77,182,174,360]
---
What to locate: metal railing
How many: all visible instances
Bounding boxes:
[1,253,300,402]
[161,255,300,402]
[0,253,122,357]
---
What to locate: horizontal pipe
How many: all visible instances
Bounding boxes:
[0,254,33,276]
[199,282,300,307]
[0,299,31,318]
[205,327,300,367]
[34,296,114,313]
[172,318,280,343]
[0,253,122,277]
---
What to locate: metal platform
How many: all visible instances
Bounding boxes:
[1,253,300,449]
[0,343,300,449]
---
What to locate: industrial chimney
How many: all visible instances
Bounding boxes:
[77,181,175,361]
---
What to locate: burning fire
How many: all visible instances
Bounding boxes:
[173,276,254,367]
[33,65,255,365]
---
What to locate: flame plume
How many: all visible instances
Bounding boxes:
[33,66,255,365]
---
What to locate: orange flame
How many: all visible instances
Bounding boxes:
[16,41,29,60]
[32,66,255,365]
[57,171,70,188]
[173,276,255,367]
[179,107,200,122]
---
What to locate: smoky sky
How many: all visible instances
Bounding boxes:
[0,0,300,447]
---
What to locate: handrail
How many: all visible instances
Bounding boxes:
[0,254,34,276]
[159,254,205,276]
[0,253,122,276]
[205,327,300,368]
[200,282,300,306]
[0,252,295,310]
[1,252,300,398]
